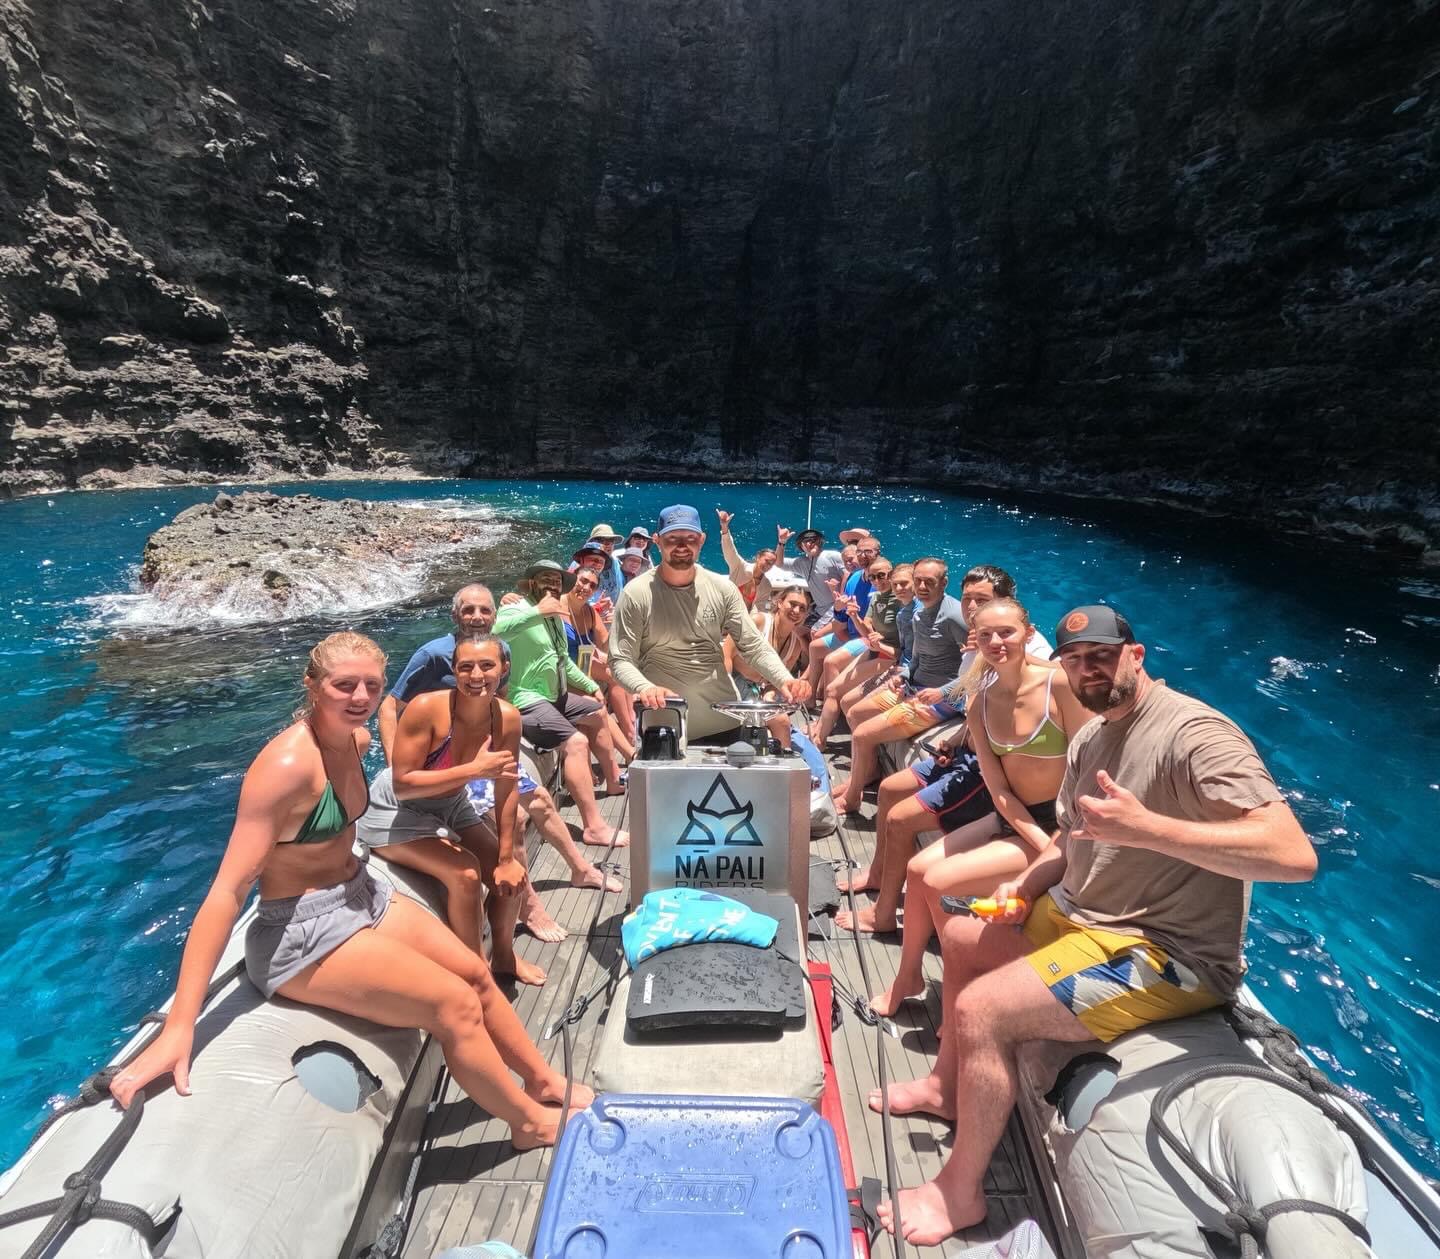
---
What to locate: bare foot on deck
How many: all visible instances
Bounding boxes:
[835,904,897,934]
[572,865,624,894]
[869,977,927,1018]
[582,823,630,848]
[867,1074,953,1121]
[829,779,863,814]
[527,1076,596,1110]
[511,1103,590,1151]
[494,955,548,986]
[877,1176,987,1246]
[835,864,876,894]
[523,904,567,943]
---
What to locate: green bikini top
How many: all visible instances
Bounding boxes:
[984,669,1069,760]
[290,734,369,844]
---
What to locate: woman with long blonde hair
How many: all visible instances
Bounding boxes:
[868,599,1090,1017]
[110,632,590,1150]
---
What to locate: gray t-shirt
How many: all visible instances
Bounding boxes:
[783,549,845,617]
[1055,681,1285,998]
[904,594,970,689]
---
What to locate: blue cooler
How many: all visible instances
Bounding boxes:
[534,1094,850,1259]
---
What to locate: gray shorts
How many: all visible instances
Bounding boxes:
[519,693,601,750]
[244,865,392,998]
[354,767,489,849]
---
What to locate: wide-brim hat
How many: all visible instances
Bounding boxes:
[572,540,609,564]
[767,569,809,594]
[524,559,577,592]
[626,526,653,542]
[588,523,625,543]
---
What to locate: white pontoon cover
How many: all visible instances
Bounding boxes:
[1020,1009,1372,1259]
[0,863,443,1258]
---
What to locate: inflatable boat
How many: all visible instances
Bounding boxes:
[3,707,1439,1259]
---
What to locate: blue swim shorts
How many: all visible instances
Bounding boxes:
[910,749,991,833]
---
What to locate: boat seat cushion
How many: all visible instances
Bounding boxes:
[1016,1011,1369,1259]
[0,864,449,1259]
[591,970,825,1104]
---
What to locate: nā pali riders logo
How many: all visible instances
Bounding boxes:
[677,774,762,846]
[673,774,765,886]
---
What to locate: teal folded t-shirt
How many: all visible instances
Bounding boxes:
[622,888,779,967]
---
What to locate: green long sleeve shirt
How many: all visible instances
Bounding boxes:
[492,601,599,710]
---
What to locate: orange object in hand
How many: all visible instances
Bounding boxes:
[965,896,1027,919]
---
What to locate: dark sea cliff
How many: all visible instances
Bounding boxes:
[1,0,1437,558]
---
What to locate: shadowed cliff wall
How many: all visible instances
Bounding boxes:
[1,0,1436,554]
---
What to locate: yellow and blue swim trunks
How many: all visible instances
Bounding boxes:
[1022,894,1222,1042]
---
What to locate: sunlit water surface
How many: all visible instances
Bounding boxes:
[1,479,1437,1175]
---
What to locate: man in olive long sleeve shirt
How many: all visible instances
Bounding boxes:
[493,561,626,845]
[611,505,811,739]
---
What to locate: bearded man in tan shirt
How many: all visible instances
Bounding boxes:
[871,604,1318,1247]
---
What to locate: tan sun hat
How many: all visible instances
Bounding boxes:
[588,523,624,543]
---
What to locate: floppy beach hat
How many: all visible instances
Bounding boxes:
[626,526,653,542]
[1050,605,1135,658]
[616,547,648,563]
[588,523,625,543]
[766,569,808,593]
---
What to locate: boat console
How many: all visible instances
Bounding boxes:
[628,698,812,907]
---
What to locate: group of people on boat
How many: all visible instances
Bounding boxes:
[108,498,1319,1248]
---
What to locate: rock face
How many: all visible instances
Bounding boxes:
[0,0,1436,556]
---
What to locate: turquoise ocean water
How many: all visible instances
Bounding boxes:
[1,478,1437,1176]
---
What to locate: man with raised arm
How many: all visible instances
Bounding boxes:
[872,605,1318,1246]
[610,504,812,739]
[775,524,846,629]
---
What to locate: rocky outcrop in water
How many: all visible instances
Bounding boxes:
[137,491,512,622]
[0,0,1436,558]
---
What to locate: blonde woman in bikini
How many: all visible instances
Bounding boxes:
[869,599,1091,1017]
[111,632,590,1148]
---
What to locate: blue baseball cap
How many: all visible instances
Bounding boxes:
[656,504,704,536]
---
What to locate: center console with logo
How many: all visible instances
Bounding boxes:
[589,700,825,1101]
[628,700,812,908]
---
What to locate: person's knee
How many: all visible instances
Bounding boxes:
[877,776,910,807]
[434,979,487,1039]
[949,986,999,1050]
[448,859,484,901]
[564,730,587,754]
[529,788,556,819]
[891,800,928,835]
[921,862,951,897]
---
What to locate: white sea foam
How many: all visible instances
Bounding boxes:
[80,512,511,631]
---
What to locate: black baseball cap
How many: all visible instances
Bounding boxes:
[796,528,825,546]
[1050,605,1135,659]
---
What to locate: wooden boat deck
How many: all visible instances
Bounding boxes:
[399,760,1062,1258]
